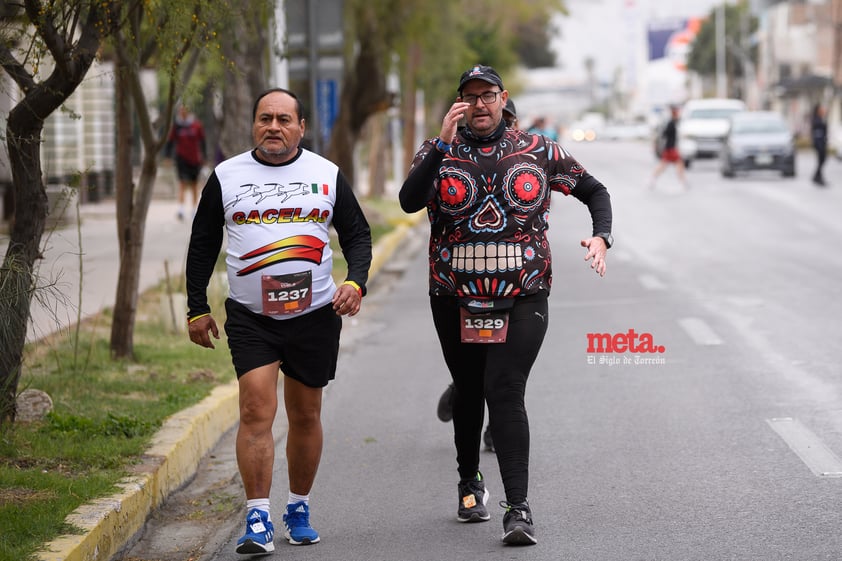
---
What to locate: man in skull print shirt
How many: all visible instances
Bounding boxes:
[400,65,612,546]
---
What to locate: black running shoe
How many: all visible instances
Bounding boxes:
[483,425,494,452]
[500,500,537,545]
[437,383,455,422]
[457,472,490,522]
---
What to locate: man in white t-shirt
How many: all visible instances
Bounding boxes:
[185,88,372,555]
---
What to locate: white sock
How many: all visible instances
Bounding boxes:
[246,498,271,521]
[288,492,309,506]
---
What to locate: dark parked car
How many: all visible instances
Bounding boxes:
[720,111,795,178]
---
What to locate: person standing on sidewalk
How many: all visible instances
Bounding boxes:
[810,102,828,187]
[165,104,207,220]
[185,87,372,555]
[400,65,613,546]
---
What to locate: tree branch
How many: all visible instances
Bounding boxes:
[0,43,37,93]
[24,0,70,75]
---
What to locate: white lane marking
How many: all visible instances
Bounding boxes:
[767,417,842,477]
[678,317,723,346]
[638,274,666,290]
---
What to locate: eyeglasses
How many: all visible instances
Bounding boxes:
[461,91,502,106]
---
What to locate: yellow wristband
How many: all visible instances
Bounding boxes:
[343,280,362,296]
[188,313,210,324]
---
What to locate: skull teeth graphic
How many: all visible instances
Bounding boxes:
[451,242,523,273]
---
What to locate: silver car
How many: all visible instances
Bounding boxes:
[720,111,796,178]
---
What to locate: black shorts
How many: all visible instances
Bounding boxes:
[224,298,342,387]
[175,156,201,182]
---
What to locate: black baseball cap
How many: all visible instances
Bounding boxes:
[458,65,504,93]
[503,99,517,118]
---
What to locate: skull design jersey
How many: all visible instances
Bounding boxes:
[186,148,371,320]
[400,123,612,298]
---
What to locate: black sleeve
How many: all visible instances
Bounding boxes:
[185,172,225,318]
[571,172,613,236]
[399,141,445,213]
[332,171,373,295]
[664,120,676,143]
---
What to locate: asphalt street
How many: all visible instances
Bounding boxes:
[122,140,842,561]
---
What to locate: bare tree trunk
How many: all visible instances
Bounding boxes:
[0,1,109,422]
[108,1,203,358]
[109,64,178,357]
[114,60,134,258]
[110,63,143,358]
[0,115,47,422]
[367,112,386,198]
[326,4,392,187]
[402,42,421,170]
[329,89,358,183]
[218,0,269,159]
[110,154,157,359]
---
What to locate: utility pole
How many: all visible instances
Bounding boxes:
[716,3,727,97]
[740,4,755,107]
[306,0,321,153]
[832,0,842,134]
[834,0,842,92]
[285,0,343,155]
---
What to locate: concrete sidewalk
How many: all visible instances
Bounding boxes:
[26,196,425,561]
[18,197,194,343]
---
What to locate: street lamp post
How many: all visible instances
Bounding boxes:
[716,3,727,97]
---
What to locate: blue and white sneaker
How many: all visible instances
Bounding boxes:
[236,508,275,554]
[283,501,320,545]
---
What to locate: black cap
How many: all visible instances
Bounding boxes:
[458,65,504,93]
[503,99,517,118]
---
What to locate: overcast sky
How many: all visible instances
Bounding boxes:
[551,0,727,81]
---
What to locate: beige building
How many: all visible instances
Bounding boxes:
[754,0,841,141]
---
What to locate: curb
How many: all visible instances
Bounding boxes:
[35,209,426,561]
[36,383,239,561]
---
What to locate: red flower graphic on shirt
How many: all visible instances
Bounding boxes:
[440,176,469,206]
[502,163,547,211]
[512,172,541,204]
[437,167,477,214]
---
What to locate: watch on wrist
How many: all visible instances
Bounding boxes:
[595,232,613,249]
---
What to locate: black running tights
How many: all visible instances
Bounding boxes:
[430,293,548,504]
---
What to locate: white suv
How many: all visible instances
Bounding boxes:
[678,98,747,167]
